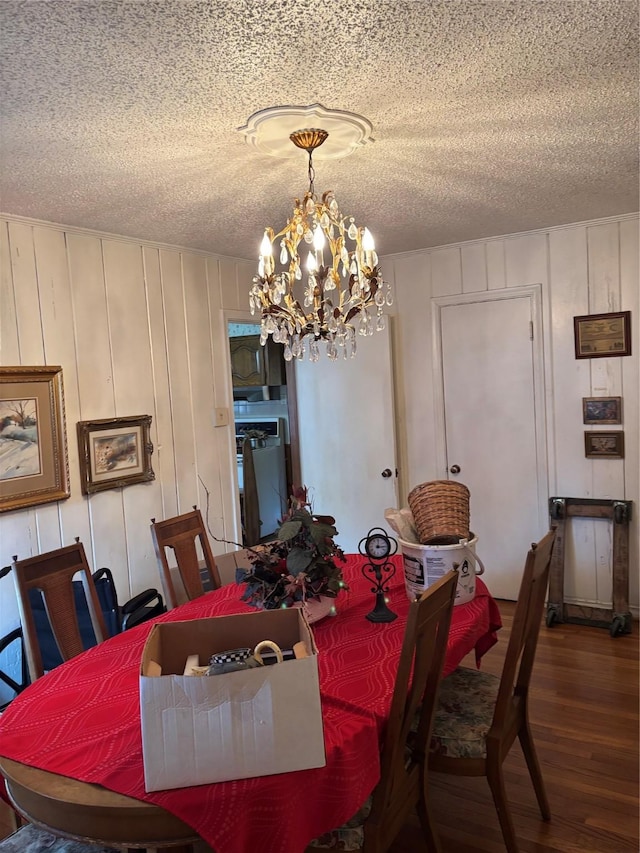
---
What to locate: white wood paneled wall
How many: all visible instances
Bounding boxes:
[0,211,637,701]
[0,219,254,665]
[385,214,639,613]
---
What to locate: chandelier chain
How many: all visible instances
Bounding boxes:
[307,150,316,197]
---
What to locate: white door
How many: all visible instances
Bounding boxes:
[295,324,398,553]
[437,289,547,600]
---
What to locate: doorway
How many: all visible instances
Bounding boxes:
[227,320,293,545]
[223,317,399,553]
[433,286,548,600]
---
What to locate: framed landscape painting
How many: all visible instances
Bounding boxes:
[0,366,70,512]
[77,414,154,494]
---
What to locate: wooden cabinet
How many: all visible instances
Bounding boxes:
[230,336,264,386]
[230,335,284,386]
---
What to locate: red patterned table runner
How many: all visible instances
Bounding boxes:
[0,555,501,853]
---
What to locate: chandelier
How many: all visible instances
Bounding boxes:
[249,128,392,362]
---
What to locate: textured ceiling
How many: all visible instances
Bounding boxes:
[0,1,638,260]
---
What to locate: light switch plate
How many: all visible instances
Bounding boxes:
[214,407,229,427]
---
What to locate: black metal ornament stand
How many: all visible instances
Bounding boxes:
[362,559,398,622]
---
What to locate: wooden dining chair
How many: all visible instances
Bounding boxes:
[12,542,109,683]
[4,549,183,853]
[150,507,221,609]
[308,569,458,853]
[2,551,110,841]
[428,529,556,853]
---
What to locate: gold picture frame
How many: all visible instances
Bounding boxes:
[77,415,155,495]
[574,311,631,359]
[584,431,625,459]
[0,366,70,513]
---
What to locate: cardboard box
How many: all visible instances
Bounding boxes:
[139,608,326,791]
[168,551,251,601]
[213,548,252,587]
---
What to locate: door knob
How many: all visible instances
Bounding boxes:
[449,465,461,474]
[381,468,393,478]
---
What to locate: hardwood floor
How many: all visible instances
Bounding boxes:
[0,602,637,852]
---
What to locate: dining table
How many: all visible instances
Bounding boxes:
[0,553,502,853]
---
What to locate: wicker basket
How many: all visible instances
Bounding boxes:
[407,480,470,544]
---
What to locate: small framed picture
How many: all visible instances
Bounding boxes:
[582,397,622,425]
[584,431,624,459]
[574,310,631,359]
[77,415,155,494]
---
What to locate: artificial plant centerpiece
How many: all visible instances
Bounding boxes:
[236,486,348,615]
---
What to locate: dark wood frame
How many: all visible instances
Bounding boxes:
[77,414,154,495]
[584,430,624,459]
[582,396,622,425]
[547,497,632,635]
[573,310,631,359]
[0,365,70,513]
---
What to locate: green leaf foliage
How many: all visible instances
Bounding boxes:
[310,522,336,545]
[287,547,313,574]
[279,520,302,541]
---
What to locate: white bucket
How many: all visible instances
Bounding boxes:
[399,533,485,605]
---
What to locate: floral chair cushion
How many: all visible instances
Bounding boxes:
[430,666,499,760]
[308,795,372,850]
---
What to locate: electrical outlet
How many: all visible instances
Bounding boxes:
[214,407,229,427]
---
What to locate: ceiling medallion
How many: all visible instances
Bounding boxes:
[247,111,392,363]
[238,103,374,160]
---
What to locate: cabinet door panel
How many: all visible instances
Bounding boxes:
[230,336,265,385]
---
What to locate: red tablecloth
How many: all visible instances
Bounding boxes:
[0,555,501,853]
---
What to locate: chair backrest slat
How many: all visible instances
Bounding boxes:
[492,529,556,733]
[150,508,221,609]
[12,542,109,682]
[367,570,457,846]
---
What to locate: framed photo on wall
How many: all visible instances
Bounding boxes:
[77,415,155,494]
[584,431,625,459]
[0,366,70,513]
[574,310,631,359]
[582,397,622,425]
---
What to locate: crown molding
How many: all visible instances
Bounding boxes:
[382,211,640,260]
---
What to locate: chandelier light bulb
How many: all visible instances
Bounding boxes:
[362,227,375,251]
[312,224,326,251]
[249,126,392,362]
[260,232,272,257]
